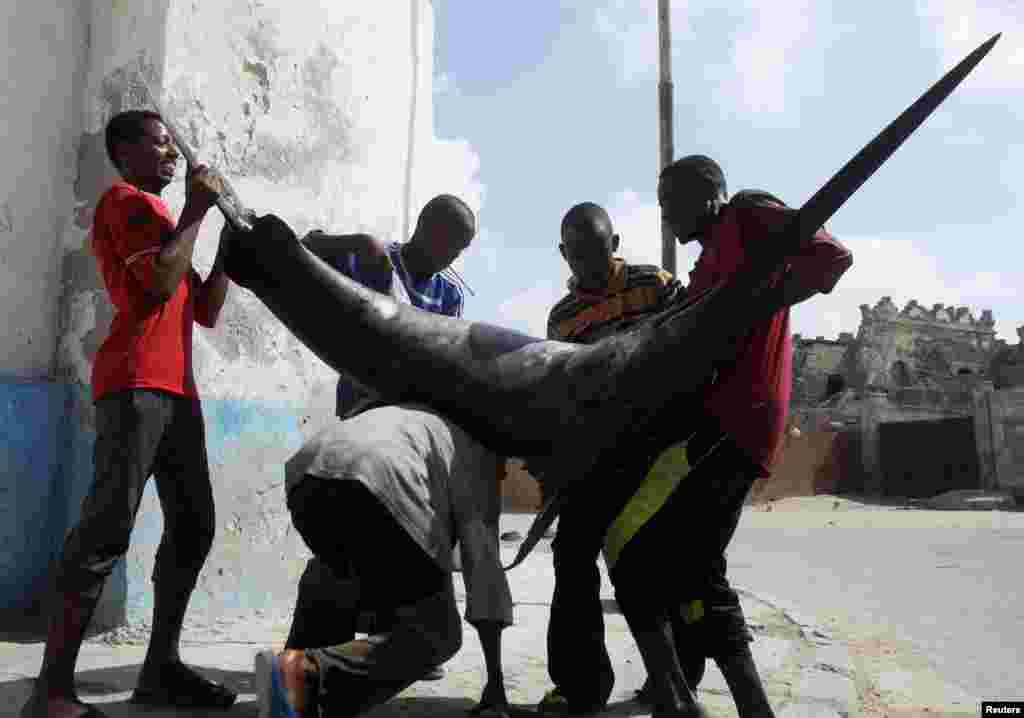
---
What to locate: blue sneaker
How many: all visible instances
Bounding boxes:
[255,650,300,718]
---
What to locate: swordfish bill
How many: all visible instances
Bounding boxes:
[219,33,999,569]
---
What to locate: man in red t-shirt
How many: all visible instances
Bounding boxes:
[606,157,852,718]
[21,111,235,718]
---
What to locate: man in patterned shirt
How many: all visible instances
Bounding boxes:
[540,202,684,716]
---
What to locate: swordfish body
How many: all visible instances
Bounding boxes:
[217,34,999,567]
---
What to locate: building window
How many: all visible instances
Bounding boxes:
[890,360,912,388]
[824,373,846,399]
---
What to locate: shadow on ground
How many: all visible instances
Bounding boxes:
[3,664,258,718]
[3,667,655,718]
[377,698,652,718]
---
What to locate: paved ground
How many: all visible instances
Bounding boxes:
[2,502,1020,718]
[729,512,1024,704]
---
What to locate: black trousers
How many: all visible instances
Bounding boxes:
[285,478,447,650]
[547,486,621,710]
[612,428,757,660]
[547,416,756,709]
[56,389,215,602]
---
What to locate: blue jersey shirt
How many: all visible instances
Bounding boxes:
[327,242,464,417]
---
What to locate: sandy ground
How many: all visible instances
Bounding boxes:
[6,501,1017,716]
[739,494,1024,530]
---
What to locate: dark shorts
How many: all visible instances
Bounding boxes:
[57,389,215,599]
[286,478,446,616]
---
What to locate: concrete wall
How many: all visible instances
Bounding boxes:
[0,2,89,616]
[858,392,978,497]
[852,297,997,392]
[792,337,852,403]
[2,0,447,630]
[0,2,88,378]
[976,387,1024,497]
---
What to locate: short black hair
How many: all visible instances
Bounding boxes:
[105,110,163,172]
[730,189,788,209]
[660,154,728,200]
[417,194,475,232]
[560,202,613,242]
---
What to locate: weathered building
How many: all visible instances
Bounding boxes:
[1,0,454,633]
[786,297,1024,502]
[791,332,855,403]
[848,296,1000,391]
[794,296,1006,406]
[988,326,1024,390]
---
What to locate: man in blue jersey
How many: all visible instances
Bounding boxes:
[306,198,468,419]
[256,195,515,718]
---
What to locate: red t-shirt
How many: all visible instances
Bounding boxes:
[90,181,198,402]
[689,201,852,476]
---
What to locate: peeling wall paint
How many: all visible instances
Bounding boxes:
[0,1,89,377]
[1,0,440,628]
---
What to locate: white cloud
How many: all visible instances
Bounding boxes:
[495,279,566,338]
[593,0,818,115]
[727,0,816,115]
[917,0,1024,91]
[593,1,664,84]
[471,228,502,275]
[604,188,702,271]
[790,234,1019,341]
[415,135,484,218]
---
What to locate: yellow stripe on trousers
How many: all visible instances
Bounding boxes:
[602,439,712,624]
[602,441,693,572]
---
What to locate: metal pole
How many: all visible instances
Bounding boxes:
[657,0,676,275]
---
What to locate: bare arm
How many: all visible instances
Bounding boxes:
[147,165,222,302]
[301,230,391,272]
[194,229,231,327]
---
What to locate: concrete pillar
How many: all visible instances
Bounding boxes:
[860,391,889,496]
[991,388,1024,497]
[0,1,90,619]
[972,381,997,490]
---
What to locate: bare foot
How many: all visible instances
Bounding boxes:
[279,649,319,717]
[20,693,104,718]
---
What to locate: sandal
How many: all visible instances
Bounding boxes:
[130,661,237,709]
[19,697,109,718]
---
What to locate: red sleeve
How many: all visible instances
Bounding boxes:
[739,204,853,295]
[102,188,174,292]
[109,190,171,262]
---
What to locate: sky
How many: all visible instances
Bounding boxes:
[427,0,1022,344]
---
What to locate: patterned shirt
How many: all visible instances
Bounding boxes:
[546,258,683,343]
[326,242,464,417]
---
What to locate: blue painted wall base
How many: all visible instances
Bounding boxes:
[1,377,314,634]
